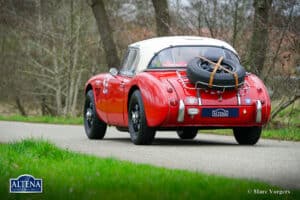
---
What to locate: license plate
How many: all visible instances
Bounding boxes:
[201,108,239,118]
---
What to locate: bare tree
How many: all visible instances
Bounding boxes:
[21,0,94,116]
[0,0,32,116]
[263,0,297,80]
[89,0,120,68]
[152,0,170,36]
[263,0,300,125]
[271,93,300,121]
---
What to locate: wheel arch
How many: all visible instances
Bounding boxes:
[85,83,96,108]
[85,84,93,94]
[127,85,140,109]
[127,75,169,127]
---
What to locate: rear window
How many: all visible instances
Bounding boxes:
[148,46,240,68]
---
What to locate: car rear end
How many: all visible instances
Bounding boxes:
[162,70,271,128]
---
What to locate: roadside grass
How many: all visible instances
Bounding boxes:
[201,127,300,141]
[0,140,299,200]
[0,115,83,125]
[272,101,300,127]
[262,128,300,141]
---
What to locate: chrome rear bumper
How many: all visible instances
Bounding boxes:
[176,99,263,124]
[177,100,185,122]
[255,100,262,123]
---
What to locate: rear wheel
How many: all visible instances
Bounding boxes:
[84,90,107,139]
[128,90,156,145]
[233,127,262,145]
[177,127,198,139]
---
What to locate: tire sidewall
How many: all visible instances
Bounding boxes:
[84,90,107,139]
[233,127,262,145]
[84,90,94,137]
[177,127,198,139]
[128,91,144,143]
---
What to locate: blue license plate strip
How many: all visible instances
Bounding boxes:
[201,108,239,118]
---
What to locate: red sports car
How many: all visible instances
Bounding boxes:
[84,36,271,145]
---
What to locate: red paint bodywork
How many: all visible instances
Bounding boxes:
[85,69,271,129]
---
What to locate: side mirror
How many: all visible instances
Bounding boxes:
[109,68,118,77]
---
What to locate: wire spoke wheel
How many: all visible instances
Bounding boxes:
[128,90,155,145]
[85,102,94,128]
[131,103,141,132]
[83,90,107,139]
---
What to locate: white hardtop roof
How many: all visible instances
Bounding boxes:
[129,36,238,72]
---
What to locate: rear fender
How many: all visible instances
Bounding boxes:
[245,74,271,123]
[128,73,171,127]
[84,74,108,123]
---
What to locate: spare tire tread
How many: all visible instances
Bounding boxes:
[186,57,246,90]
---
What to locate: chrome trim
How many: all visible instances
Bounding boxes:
[237,93,241,105]
[198,97,202,106]
[86,109,92,121]
[256,100,262,123]
[109,68,118,77]
[195,80,244,89]
[177,100,185,122]
[195,87,202,106]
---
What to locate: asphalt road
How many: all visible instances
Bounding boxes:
[0,121,299,189]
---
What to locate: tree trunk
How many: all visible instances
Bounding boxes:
[231,0,239,48]
[247,0,272,74]
[89,0,120,68]
[36,0,47,116]
[53,46,63,116]
[15,96,27,116]
[152,0,170,36]
[66,0,74,115]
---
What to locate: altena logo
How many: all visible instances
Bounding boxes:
[212,109,229,117]
[10,174,42,193]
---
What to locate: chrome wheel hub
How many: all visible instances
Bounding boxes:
[86,109,92,121]
[85,101,94,128]
[131,111,139,123]
[131,104,140,132]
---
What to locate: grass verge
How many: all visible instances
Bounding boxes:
[201,127,300,141]
[262,128,300,141]
[0,115,82,125]
[0,139,299,200]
